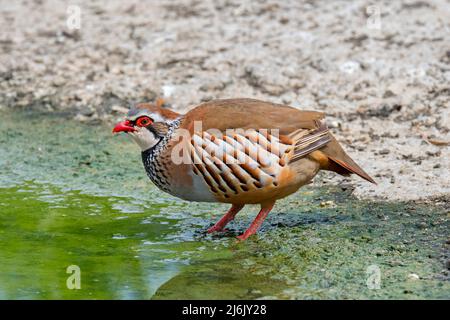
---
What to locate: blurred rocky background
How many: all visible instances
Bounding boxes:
[0,0,449,200]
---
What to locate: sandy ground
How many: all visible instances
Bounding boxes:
[0,0,449,201]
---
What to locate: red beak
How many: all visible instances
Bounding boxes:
[112,120,136,133]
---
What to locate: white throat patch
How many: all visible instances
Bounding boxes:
[129,126,160,151]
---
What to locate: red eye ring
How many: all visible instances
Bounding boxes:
[136,116,152,127]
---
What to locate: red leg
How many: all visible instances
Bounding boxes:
[237,202,275,241]
[207,204,244,233]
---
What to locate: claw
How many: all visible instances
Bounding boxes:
[235,202,274,241]
[207,204,244,234]
[236,234,250,241]
[207,225,221,233]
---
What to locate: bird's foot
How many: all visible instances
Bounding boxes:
[236,232,253,241]
[207,204,244,234]
[235,202,275,241]
[207,225,226,233]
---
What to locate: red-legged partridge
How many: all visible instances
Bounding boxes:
[113,98,375,240]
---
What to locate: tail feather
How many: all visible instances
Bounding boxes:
[318,135,376,184]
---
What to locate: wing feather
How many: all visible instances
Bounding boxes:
[289,121,331,163]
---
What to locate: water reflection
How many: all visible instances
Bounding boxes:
[0,184,196,299]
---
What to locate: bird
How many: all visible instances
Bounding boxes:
[113,98,375,240]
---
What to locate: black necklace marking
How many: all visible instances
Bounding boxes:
[141,119,181,194]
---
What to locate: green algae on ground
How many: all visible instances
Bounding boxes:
[0,111,449,299]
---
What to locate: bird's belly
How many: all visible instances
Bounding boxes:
[168,169,218,202]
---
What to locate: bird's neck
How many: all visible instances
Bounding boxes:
[141,118,181,191]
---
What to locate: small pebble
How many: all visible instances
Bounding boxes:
[417,222,428,229]
[111,105,129,114]
[319,200,336,208]
[407,273,420,280]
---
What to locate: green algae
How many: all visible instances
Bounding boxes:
[0,111,448,299]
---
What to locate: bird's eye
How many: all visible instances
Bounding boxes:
[136,116,152,127]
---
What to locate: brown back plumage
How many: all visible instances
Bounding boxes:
[181,98,324,134]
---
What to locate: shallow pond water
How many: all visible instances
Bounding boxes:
[0,111,448,299]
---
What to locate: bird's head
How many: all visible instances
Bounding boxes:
[112,102,180,151]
